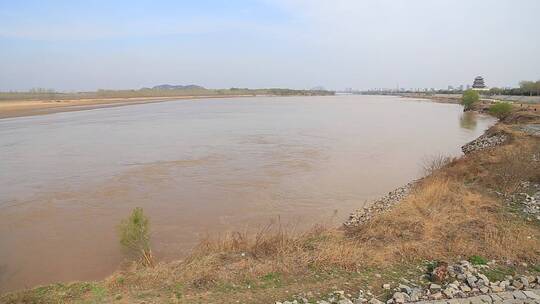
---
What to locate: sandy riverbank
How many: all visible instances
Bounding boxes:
[0,95,254,119]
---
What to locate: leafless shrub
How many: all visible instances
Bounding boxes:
[421,154,453,176]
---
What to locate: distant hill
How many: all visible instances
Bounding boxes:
[151,84,206,90]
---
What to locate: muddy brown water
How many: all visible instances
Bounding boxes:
[0,95,495,292]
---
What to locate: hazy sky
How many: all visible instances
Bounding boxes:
[1,0,539,91]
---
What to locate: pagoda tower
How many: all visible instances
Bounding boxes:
[472,76,488,90]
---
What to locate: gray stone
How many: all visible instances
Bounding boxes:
[368,299,384,304]
[490,294,504,302]
[479,295,493,303]
[443,287,456,298]
[455,291,468,298]
[501,300,522,304]
[338,299,353,304]
[383,284,391,290]
[392,292,408,304]
[492,286,505,293]
[498,292,515,300]
[513,291,527,300]
[512,281,524,290]
[523,291,540,300]
[399,284,412,294]
[461,285,473,292]
[479,274,490,285]
[470,296,486,304]
[430,292,443,300]
[520,277,530,288]
[430,284,442,291]
[409,289,422,302]
[468,277,479,288]
[449,283,460,290]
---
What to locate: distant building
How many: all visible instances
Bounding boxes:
[472,76,488,91]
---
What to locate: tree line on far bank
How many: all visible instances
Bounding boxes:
[488,80,540,97]
[438,80,540,96]
[0,87,335,102]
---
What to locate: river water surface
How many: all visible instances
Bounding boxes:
[0,95,495,292]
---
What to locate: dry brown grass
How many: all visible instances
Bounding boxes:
[110,224,372,291]
[348,173,540,264]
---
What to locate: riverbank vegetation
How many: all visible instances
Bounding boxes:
[118,208,154,268]
[489,80,540,97]
[2,106,539,304]
[461,89,480,110]
[489,102,513,119]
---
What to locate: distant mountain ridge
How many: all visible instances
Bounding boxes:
[151,84,206,90]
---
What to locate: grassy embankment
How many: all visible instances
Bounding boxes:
[1,105,539,304]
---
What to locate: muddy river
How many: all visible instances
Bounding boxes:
[0,95,496,292]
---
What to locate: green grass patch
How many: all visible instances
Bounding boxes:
[481,266,515,282]
[469,255,488,265]
[260,272,283,288]
[214,281,242,293]
[89,284,107,303]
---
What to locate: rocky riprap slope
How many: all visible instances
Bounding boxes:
[521,192,540,220]
[520,124,540,137]
[343,183,414,228]
[511,182,540,221]
[278,261,540,304]
[461,133,507,154]
[492,182,540,221]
